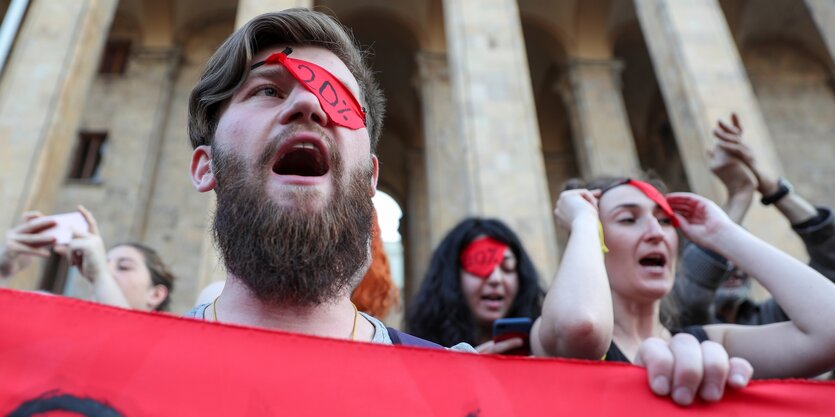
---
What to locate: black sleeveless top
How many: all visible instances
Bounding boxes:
[604,326,709,363]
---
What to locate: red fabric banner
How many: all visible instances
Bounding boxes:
[0,288,831,416]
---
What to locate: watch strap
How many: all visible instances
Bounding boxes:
[761,178,790,205]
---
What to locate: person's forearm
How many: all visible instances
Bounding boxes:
[724,190,754,224]
[755,172,817,224]
[92,273,131,309]
[537,214,612,359]
[774,193,819,225]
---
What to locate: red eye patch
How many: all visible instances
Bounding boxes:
[252,47,366,130]
[460,237,509,279]
[625,179,680,228]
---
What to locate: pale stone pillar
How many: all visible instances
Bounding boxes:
[405,150,431,301]
[635,0,804,258]
[0,0,117,233]
[415,52,474,247]
[141,57,223,313]
[235,0,312,28]
[560,59,642,178]
[130,47,182,239]
[806,0,835,65]
[443,0,559,279]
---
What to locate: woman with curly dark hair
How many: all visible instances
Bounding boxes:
[405,218,544,353]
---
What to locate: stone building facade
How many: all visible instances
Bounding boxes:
[1,0,834,314]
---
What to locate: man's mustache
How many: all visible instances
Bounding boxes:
[256,124,335,169]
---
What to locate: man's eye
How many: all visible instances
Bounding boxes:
[254,86,280,97]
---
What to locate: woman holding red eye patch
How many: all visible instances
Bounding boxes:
[558,176,835,404]
[405,218,544,354]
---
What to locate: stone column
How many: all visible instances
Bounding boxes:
[560,59,642,178]
[443,0,559,279]
[130,47,182,239]
[635,0,803,257]
[405,150,431,301]
[806,0,835,66]
[235,0,312,28]
[0,0,117,233]
[415,52,474,247]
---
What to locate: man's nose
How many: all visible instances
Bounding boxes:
[278,86,328,127]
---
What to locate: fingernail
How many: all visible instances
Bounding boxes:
[702,383,721,402]
[651,376,670,395]
[730,373,746,386]
[672,387,693,405]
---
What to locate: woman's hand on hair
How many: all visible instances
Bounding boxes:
[634,334,753,406]
[0,212,55,279]
[667,193,737,252]
[554,189,601,231]
[475,337,524,355]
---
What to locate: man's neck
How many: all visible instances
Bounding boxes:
[210,277,375,342]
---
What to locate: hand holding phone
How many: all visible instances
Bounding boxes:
[41,212,89,245]
[491,317,533,356]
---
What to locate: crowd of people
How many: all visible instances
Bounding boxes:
[2,8,834,407]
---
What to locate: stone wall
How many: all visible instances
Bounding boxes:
[745,43,835,215]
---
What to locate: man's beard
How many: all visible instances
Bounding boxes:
[211,138,374,308]
[714,272,753,311]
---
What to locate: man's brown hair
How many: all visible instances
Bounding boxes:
[188,8,385,152]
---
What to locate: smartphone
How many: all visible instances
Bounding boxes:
[41,212,89,245]
[492,317,533,356]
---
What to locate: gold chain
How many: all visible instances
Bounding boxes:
[211,296,219,321]
[350,302,359,341]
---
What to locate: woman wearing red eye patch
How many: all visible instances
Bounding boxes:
[405,218,544,354]
[557,175,835,404]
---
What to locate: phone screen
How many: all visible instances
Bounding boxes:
[492,317,533,356]
[41,212,88,245]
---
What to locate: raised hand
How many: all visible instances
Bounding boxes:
[554,189,601,231]
[712,113,755,168]
[54,206,108,284]
[0,212,56,279]
[708,115,755,195]
[667,193,736,252]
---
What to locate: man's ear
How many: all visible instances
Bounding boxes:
[369,155,379,197]
[190,145,216,192]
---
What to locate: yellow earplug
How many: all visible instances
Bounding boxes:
[598,220,609,254]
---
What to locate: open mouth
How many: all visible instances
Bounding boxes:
[272,141,329,177]
[638,254,667,268]
[481,294,505,303]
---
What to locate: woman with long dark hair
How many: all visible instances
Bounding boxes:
[405,218,544,353]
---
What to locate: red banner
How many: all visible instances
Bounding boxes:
[0,288,831,416]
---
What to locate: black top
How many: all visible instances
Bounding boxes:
[604,326,710,363]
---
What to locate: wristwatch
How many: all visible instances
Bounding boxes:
[761,177,793,205]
